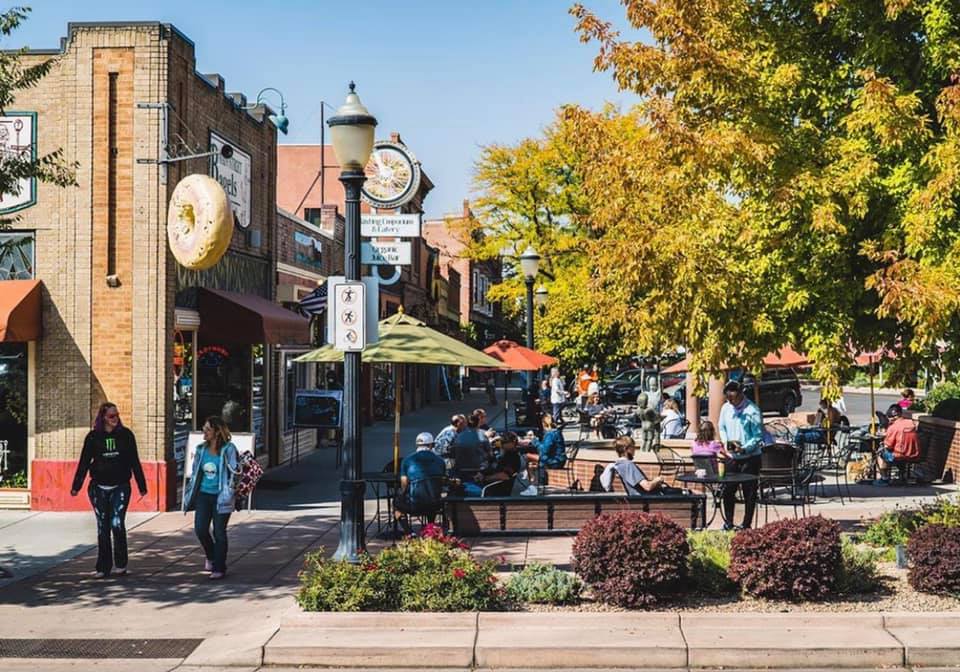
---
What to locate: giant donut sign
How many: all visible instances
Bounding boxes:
[167,174,234,270]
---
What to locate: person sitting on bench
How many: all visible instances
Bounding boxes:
[876,404,920,486]
[394,432,446,534]
[599,436,667,495]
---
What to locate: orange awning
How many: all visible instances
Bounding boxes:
[663,346,809,374]
[0,279,41,342]
[481,339,557,371]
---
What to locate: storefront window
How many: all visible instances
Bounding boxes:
[252,344,265,456]
[0,232,35,279]
[0,343,28,488]
[173,330,194,484]
[195,339,251,435]
[284,352,309,431]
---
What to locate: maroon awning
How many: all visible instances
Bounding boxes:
[197,287,310,345]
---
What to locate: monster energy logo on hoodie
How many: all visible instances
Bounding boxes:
[103,437,118,458]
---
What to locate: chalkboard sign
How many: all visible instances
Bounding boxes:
[295,390,343,428]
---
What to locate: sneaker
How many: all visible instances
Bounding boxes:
[113,567,128,576]
[209,571,225,580]
[92,571,107,579]
[204,559,213,572]
[874,478,890,487]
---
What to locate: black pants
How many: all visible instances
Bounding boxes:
[194,492,231,573]
[88,483,131,574]
[721,455,761,529]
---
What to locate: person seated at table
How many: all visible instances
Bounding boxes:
[462,432,522,497]
[473,407,498,440]
[599,436,666,495]
[452,410,492,482]
[584,393,611,432]
[691,420,728,459]
[815,398,842,427]
[660,398,685,439]
[394,432,447,535]
[875,404,920,486]
[898,388,917,411]
[531,414,566,485]
[435,414,466,460]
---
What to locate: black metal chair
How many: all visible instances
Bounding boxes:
[653,445,687,483]
[576,410,593,444]
[759,443,805,523]
[480,477,515,497]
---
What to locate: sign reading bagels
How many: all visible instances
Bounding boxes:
[167,174,234,270]
[209,132,251,229]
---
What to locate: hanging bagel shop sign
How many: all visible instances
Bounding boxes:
[209,131,251,229]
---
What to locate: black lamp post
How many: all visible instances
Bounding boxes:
[519,246,542,388]
[327,82,377,563]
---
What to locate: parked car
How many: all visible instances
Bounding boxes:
[669,368,803,418]
[600,368,660,403]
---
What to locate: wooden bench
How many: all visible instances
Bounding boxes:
[444,492,707,536]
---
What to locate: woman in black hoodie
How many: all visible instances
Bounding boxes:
[71,402,147,578]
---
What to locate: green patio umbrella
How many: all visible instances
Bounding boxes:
[295,310,508,471]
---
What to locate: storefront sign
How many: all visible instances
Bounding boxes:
[294,390,343,428]
[361,241,411,265]
[197,345,230,367]
[361,213,421,238]
[209,131,251,229]
[0,113,36,214]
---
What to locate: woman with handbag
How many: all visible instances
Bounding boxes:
[183,415,238,579]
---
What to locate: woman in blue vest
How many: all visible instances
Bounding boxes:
[183,415,238,579]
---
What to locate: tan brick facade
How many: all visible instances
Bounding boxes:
[5,23,279,510]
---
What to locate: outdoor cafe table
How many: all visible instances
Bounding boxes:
[677,472,759,529]
[362,471,400,536]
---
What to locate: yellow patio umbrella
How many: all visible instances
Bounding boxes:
[294,309,509,472]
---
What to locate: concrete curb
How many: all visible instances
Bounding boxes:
[181,625,277,667]
[258,610,960,669]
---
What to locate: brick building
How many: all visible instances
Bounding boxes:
[277,136,443,415]
[0,22,307,511]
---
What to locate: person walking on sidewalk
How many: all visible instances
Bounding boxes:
[70,402,147,578]
[183,416,239,580]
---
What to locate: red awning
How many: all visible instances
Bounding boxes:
[481,340,557,371]
[197,287,310,345]
[0,279,41,342]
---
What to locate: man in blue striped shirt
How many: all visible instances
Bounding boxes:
[717,380,764,529]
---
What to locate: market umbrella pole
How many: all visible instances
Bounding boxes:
[869,357,877,435]
[393,366,402,475]
[504,371,509,433]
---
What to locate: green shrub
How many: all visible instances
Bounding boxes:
[506,563,582,605]
[918,496,960,528]
[926,381,960,416]
[835,537,883,595]
[687,530,737,596]
[296,552,394,611]
[297,527,505,612]
[862,509,921,549]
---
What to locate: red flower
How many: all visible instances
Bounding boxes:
[452,568,467,579]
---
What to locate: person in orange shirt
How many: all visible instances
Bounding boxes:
[876,404,920,486]
[577,366,592,409]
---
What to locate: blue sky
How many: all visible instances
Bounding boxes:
[13,1,641,218]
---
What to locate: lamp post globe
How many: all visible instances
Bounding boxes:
[327,82,377,169]
[519,245,541,281]
[326,82,377,564]
[534,284,548,309]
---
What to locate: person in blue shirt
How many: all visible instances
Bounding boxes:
[531,414,566,486]
[394,432,447,534]
[717,380,764,530]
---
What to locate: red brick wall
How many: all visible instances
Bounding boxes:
[917,416,960,480]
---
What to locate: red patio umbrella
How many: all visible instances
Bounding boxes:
[481,340,558,431]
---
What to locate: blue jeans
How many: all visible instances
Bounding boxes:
[194,492,231,573]
[88,483,131,574]
[552,402,563,426]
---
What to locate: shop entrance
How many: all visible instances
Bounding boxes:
[0,342,28,488]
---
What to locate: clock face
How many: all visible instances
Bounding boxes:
[362,142,421,209]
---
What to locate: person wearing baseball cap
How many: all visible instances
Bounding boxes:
[394,431,447,534]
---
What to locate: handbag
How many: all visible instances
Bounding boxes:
[231,450,264,501]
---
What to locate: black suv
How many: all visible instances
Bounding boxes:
[669,368,803,417]
[730,368,803,416]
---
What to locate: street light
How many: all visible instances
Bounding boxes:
[534,284,548,312]
[244,87,290,135]
[327,82,377,564]
[519,246,542,392]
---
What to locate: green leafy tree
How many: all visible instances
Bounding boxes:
[0,7,76,225]
[568,0,960,390]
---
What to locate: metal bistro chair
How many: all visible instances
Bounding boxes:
[653,445,688,485]
[400,475,446,531]
[480,477,515,498]
[758,442,805,523]
[576,410,593,445]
